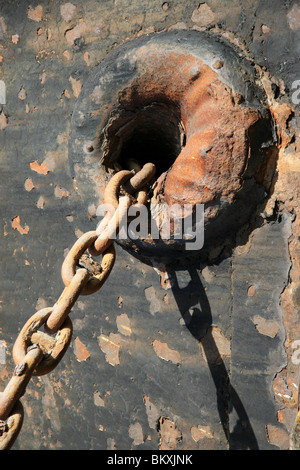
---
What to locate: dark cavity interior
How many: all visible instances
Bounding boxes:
[100,102,185,179]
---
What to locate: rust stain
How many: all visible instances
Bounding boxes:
[93,391,105,407]
[116,313,132,336]
[158,417,182,450]
[69,76,82,98]
[200,326,230,364]
[29,160,50,175]
[191,3,215,26]
[63,50,72,61]
[24,178,35,192]
[123,45,263,212]
[0,16,7,35]
[273,368,298,407]
[144,286,161,314]
[143,396,160,429]
[278,152,300,173]
[73,336,90,362]
[287,3,300,30]
[83,51,90,66]
[252,315,280,338]
[247,285,256,297]
[128,422,144,446]
[191,424,214,441]
[98,333,121,366]
[54,185,68,198]
[65,20,86,46]
[152,339,181,364]
[117,295,123,308]
[266,424,290,449]
[18,87,26,100]
[0,111,8,130]
[11,34,19,44]
[27,5,43,22]
[152,261,174,290]
[91,85,103,104]
[12,216,29,235]
[36,195,46,209]
[60,3,77,22]
[270,102,293,149]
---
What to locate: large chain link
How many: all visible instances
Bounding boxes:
[0,163,156,450]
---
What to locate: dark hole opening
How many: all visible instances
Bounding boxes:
[102,103,184,180]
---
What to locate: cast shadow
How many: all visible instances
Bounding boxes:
[168,264,259,450]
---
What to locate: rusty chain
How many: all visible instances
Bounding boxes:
[0,162,156,450]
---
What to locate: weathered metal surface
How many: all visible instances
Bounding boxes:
[0,0,299,451]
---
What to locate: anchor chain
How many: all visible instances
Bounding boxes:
[0,163,156,450]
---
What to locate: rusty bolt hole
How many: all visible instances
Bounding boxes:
[100,102,185,189]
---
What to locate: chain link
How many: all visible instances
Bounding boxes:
[0,163,155,450]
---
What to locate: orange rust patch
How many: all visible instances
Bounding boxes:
[36,195,46,209]
[270,102,293,149]
[93,391,105,407]
[128,422,144,446]
[24,178,35,192]
[12,216,29,235]
[252,315,280,338]
[27,5,43,22]
[266,424,290,449]
[273,368,298,407]
[200,326,231,364]
[54,185,68,198]
[98,333,121,366]
[60,3,77,22]
[191,424,214,441]
[158,417,182,450]
[65,20,86,45]
[11,34,19,44]
[116,313,132,336]
[247,285,256,296]
[63,50,71,61]
[83,51,90,66]
[191,3,215,26]
[117,295,123,308]
[0,111,8,130]
[69,76,82,98]
[73,336,90,362]
[152,339,181,364]
[144,396,160,429]
[29,160,50,175]
[18,87,26,100]
[125,47,262,208]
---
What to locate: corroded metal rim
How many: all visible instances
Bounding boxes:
[69,29,276,260]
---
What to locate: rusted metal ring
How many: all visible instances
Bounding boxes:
[104,169,133,209]
[69,30,276,260]
[61,231,116,295]
[0,400,24,450]
[12,307,73,376]
[45,268,90,335]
